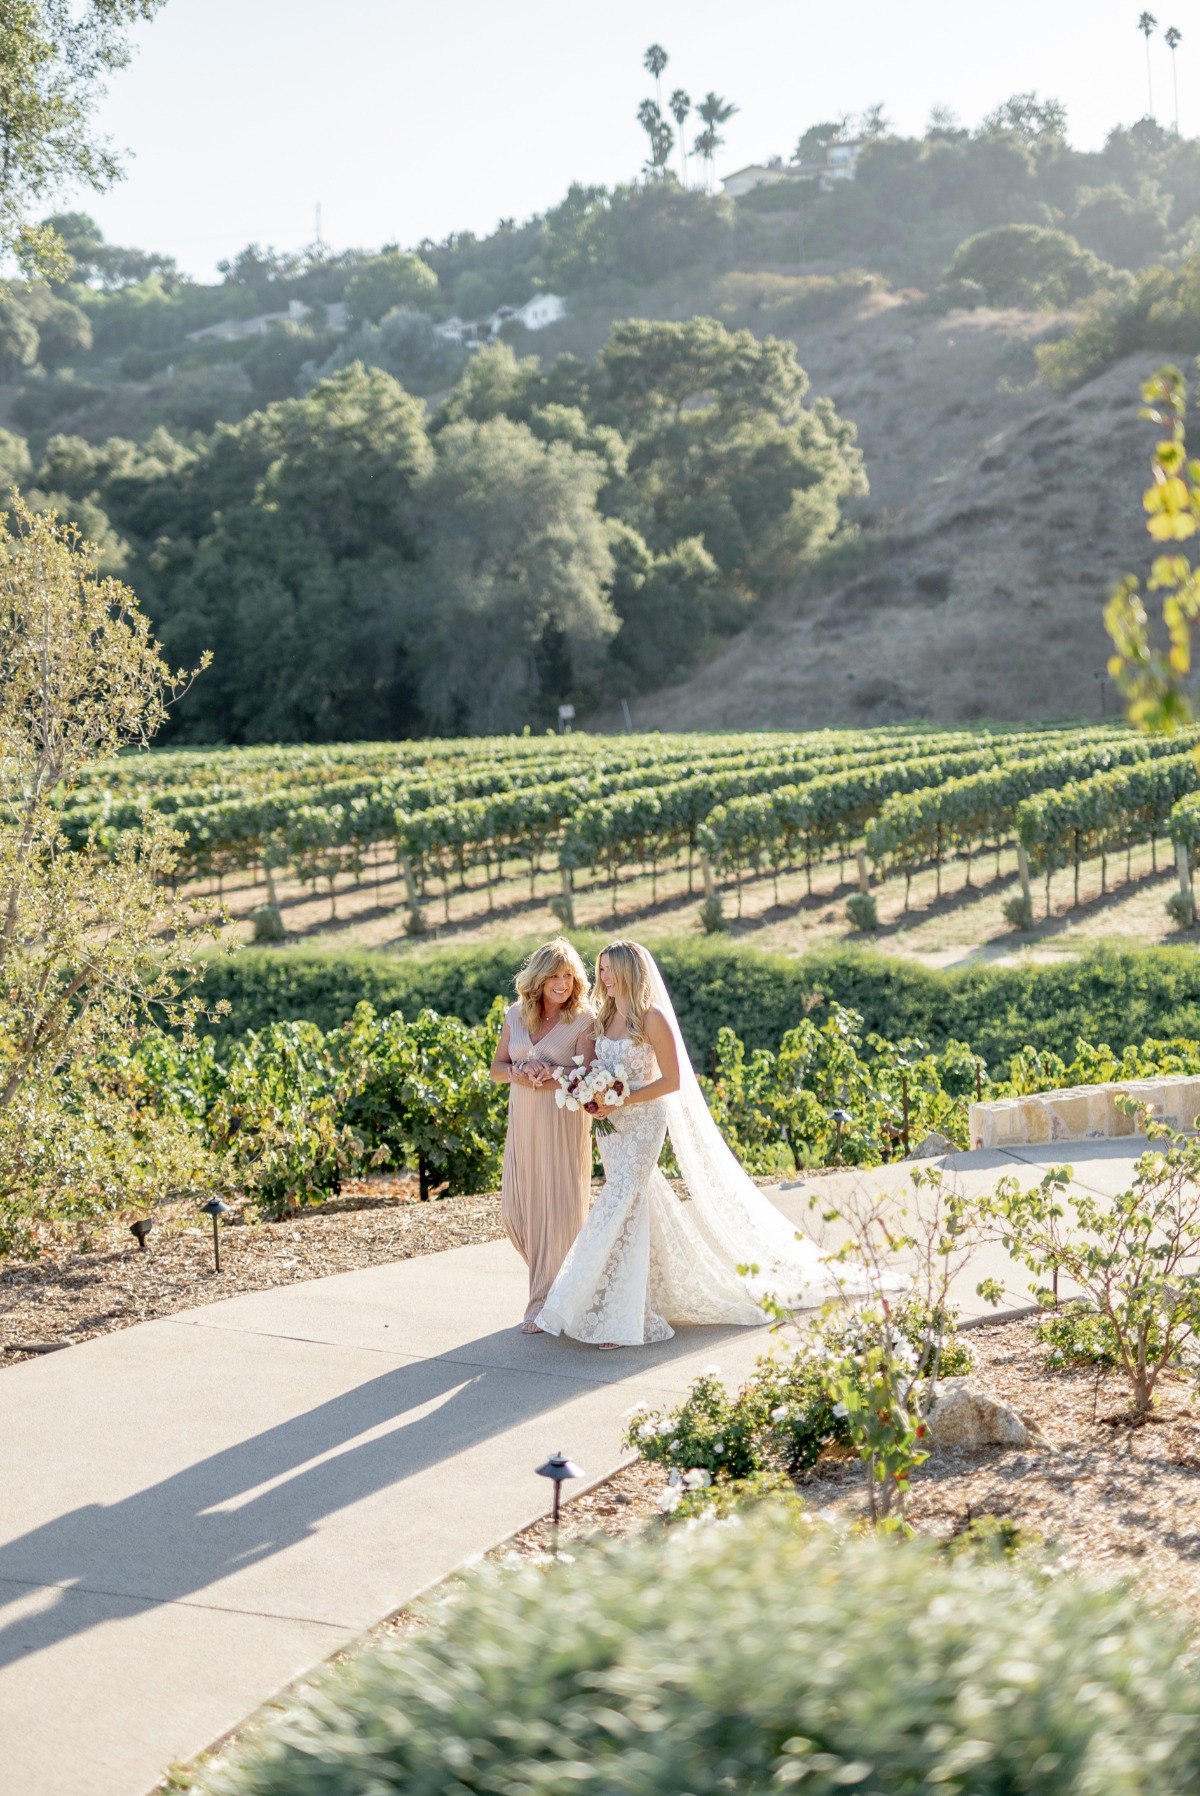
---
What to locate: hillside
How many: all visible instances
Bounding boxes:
[5,115,1200,741]
[608,293,1163,731]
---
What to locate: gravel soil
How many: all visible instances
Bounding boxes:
[0,1177,505,1366]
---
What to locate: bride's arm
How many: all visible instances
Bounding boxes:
[614,1008,679,1106]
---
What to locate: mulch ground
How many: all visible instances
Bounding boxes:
[492,1315,1200,1609]
[0,1177,506,1365]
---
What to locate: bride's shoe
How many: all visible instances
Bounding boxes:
[521,1322,544,1334]
[597,1341,622,1350]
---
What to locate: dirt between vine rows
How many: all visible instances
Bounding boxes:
[206,829,1186,973]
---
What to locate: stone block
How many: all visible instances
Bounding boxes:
[970,1072,1200,1149]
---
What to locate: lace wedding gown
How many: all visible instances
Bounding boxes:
[535,1035,767,1346]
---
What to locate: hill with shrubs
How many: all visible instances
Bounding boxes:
[5,101,1200,735]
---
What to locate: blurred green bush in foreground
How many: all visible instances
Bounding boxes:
[192,1512,1200,1796]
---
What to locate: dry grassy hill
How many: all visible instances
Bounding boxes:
[604,293,1166,731]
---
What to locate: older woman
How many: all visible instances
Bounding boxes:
[490,937,594,1332]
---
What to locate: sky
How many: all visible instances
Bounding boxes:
[68,0,1190,281]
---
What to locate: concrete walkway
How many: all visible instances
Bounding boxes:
[0,1141,1148,1796]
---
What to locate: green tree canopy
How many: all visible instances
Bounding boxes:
[595,317,865,589]
[937,223,1112,309]
[311,306,467,396]
[343,250,439,326]
[0,4,166,279]
[150,365,434,741]
[402,416,617,733]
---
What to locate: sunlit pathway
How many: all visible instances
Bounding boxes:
[0,1142,1142,1796]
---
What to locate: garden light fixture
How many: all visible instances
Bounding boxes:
[129,1218,153,1252]
[829,1107,852,1163]
[201,1196,228,1272]
[535,1449,583,1555]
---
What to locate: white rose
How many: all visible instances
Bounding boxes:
[683,1468,713,1489]
[832,1402,848,1419]
[554,1090,567,1108]
[658,1485,683,1513]
[770,1405,789,1423]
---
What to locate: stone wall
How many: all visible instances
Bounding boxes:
[968,1076,1200,1150]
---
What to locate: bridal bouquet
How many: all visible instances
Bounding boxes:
[553,1055,628,1134]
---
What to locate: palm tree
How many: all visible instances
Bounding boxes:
[643,44,668,115]
[1139,12,1158,117]
[670,88,692,184]
[637,98,673,181]
[1167,25,1183,133]
[694,91,739,192]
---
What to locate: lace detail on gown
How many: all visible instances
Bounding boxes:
[536,1036,766,1346]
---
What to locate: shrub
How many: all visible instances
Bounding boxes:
[204,1020,361,1216]
[711,268,881,328]
[332,1000,507,1199]
[1035,1303,1121,1370]
[625,1299,971,1483]
[192,1514,1200,1796]
[697,893,726,933]
[1167,888,1197,929]
[935,223,1112,311]
[1002,890,1036,930]
[1037,257,1200,391]
[844,890,878,932]
[988,1122,1200,1412]
[192,940,1200,1072]
[249,902,284,943]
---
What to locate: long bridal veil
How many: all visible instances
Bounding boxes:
[644,951,878,1309]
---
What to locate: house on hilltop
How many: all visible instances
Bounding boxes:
[186,299,349,345]
[436,292,567,349]
[722,140,864,199]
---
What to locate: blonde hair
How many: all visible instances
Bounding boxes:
[591,940,655,1043]
[515,937,589,1034]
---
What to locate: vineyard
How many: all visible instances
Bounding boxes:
[60,722,1200,953]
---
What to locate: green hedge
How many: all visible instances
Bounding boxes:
[194,940,1200,1073]
[195,1514,1200,1796]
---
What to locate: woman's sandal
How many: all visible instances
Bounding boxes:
[597,1342,622,1351]
[521,1322,544,1334]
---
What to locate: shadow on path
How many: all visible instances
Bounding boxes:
[0,1321,734,1669]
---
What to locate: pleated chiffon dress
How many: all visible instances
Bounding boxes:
[501,1003,595,1325]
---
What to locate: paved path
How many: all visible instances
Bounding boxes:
[0,1141,1147,1796]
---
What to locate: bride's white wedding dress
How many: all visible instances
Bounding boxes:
[536,1035,765,1345]
[537,953,875,1349]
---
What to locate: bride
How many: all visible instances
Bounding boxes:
[536,940,857,1350]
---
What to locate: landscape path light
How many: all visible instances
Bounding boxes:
[129,1218,153,1253]
[535,1450,583,1556]
[828,1108,852,1164]
[201,1196,229,1273]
